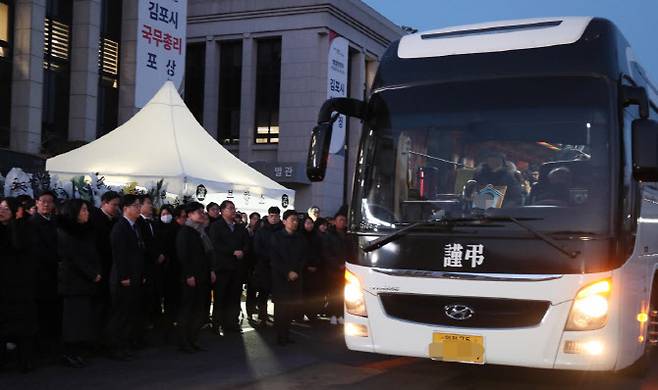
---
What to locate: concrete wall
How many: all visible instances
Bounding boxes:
[187,0,403,215]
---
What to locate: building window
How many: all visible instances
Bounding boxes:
[0,0,12,147]
[97,0,122,137]
[42,0,72,153]
[218,40,242,145]
[254,38,281,144]
[184,42,205,124]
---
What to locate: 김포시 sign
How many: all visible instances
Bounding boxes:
[135,0,187,108]
[327,33,348,154]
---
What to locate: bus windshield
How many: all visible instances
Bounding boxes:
[356,77,613,234]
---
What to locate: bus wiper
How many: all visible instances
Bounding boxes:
[464,216,580,259]
[361,217,449,252]
[362,215,580,258]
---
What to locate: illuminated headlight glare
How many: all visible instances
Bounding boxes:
[344,270,367,317]
[565,279,611,331]
[345,322,368,337]
[564,340,605,356]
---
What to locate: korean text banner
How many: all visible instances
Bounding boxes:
[327,33,348,154]
[135,0,187,108]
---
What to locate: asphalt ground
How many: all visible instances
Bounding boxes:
[2,313,658,390]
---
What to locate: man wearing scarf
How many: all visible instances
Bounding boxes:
[176,202,216,352]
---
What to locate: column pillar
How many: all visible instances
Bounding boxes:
[202,36,218,138]
[346,49,366,203]
[117,0,137,125]
[238,35,255,161]
[68,0,101,142]
[10,0,46,154]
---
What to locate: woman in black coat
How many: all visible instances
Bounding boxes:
[57,199,102,367]
[299,214,323,322]
[0,197,37,372]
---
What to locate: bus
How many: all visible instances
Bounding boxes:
[306,17,658,373]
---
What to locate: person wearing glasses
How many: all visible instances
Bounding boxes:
[208,200,250,335]
[106,194,146,361]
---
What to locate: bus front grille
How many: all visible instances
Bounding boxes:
[379,293,550,328]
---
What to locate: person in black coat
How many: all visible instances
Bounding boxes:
[300,214,324,321]
[323,212,350,325]
[270,210,307,345]
[175,202,216,352]
[57,200,102,367]
[0,197,37,372]
[136,194,166,332]
[89,191,120,346]
[106,194,146,360]
[244,212,261,321]
[29,190,61,354]
[161,205,186,337]
[253,207,283,324]
[208,200,249,334]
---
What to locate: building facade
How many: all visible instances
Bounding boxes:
[185,0,402,215]
[0,0,402,215]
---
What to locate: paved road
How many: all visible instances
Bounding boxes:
[2,318,658,389]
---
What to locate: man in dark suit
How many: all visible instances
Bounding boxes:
[175,202,216,352]
[89,191,120,347]
[270,210,307,345]
[208,200,249,334]
[136,194,166,334]
[29,190,61,355]
[106,194,146,360]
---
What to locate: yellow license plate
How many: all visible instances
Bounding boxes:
[429,332,485,364]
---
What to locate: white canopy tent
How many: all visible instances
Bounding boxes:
[46,81,294,215]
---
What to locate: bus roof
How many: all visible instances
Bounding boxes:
[398,17,593,59]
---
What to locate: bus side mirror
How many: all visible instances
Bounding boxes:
[306,122,333,182]
[307,98,367,182]
[632,118,658,181]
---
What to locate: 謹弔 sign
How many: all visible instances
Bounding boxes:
[327,33,349,154]
[135,0,187,108]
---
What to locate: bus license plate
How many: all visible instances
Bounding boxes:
[429,333,485,364]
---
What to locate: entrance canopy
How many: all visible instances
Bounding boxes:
[46,82,294,214]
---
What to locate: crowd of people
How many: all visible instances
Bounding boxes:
[0,190,350,372]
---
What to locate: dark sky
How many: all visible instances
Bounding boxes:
[363,0,658,84]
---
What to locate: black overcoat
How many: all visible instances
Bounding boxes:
[0,219,38,337]
[28,213,58,301]
[208,218,249,272]
[176,225,214,286]
[57,220,102,296]
[270,229,307,301]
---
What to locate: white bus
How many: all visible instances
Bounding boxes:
[306,17,658,373]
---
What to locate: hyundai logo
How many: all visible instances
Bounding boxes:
[444,304,475,320]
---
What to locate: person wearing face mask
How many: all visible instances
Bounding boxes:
[57,200,102,368]
[0,197,37,372]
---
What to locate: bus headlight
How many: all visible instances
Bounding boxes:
[565,278,611,331]
[345,270,367,317]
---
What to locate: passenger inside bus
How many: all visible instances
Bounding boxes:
[472,151,522,207]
